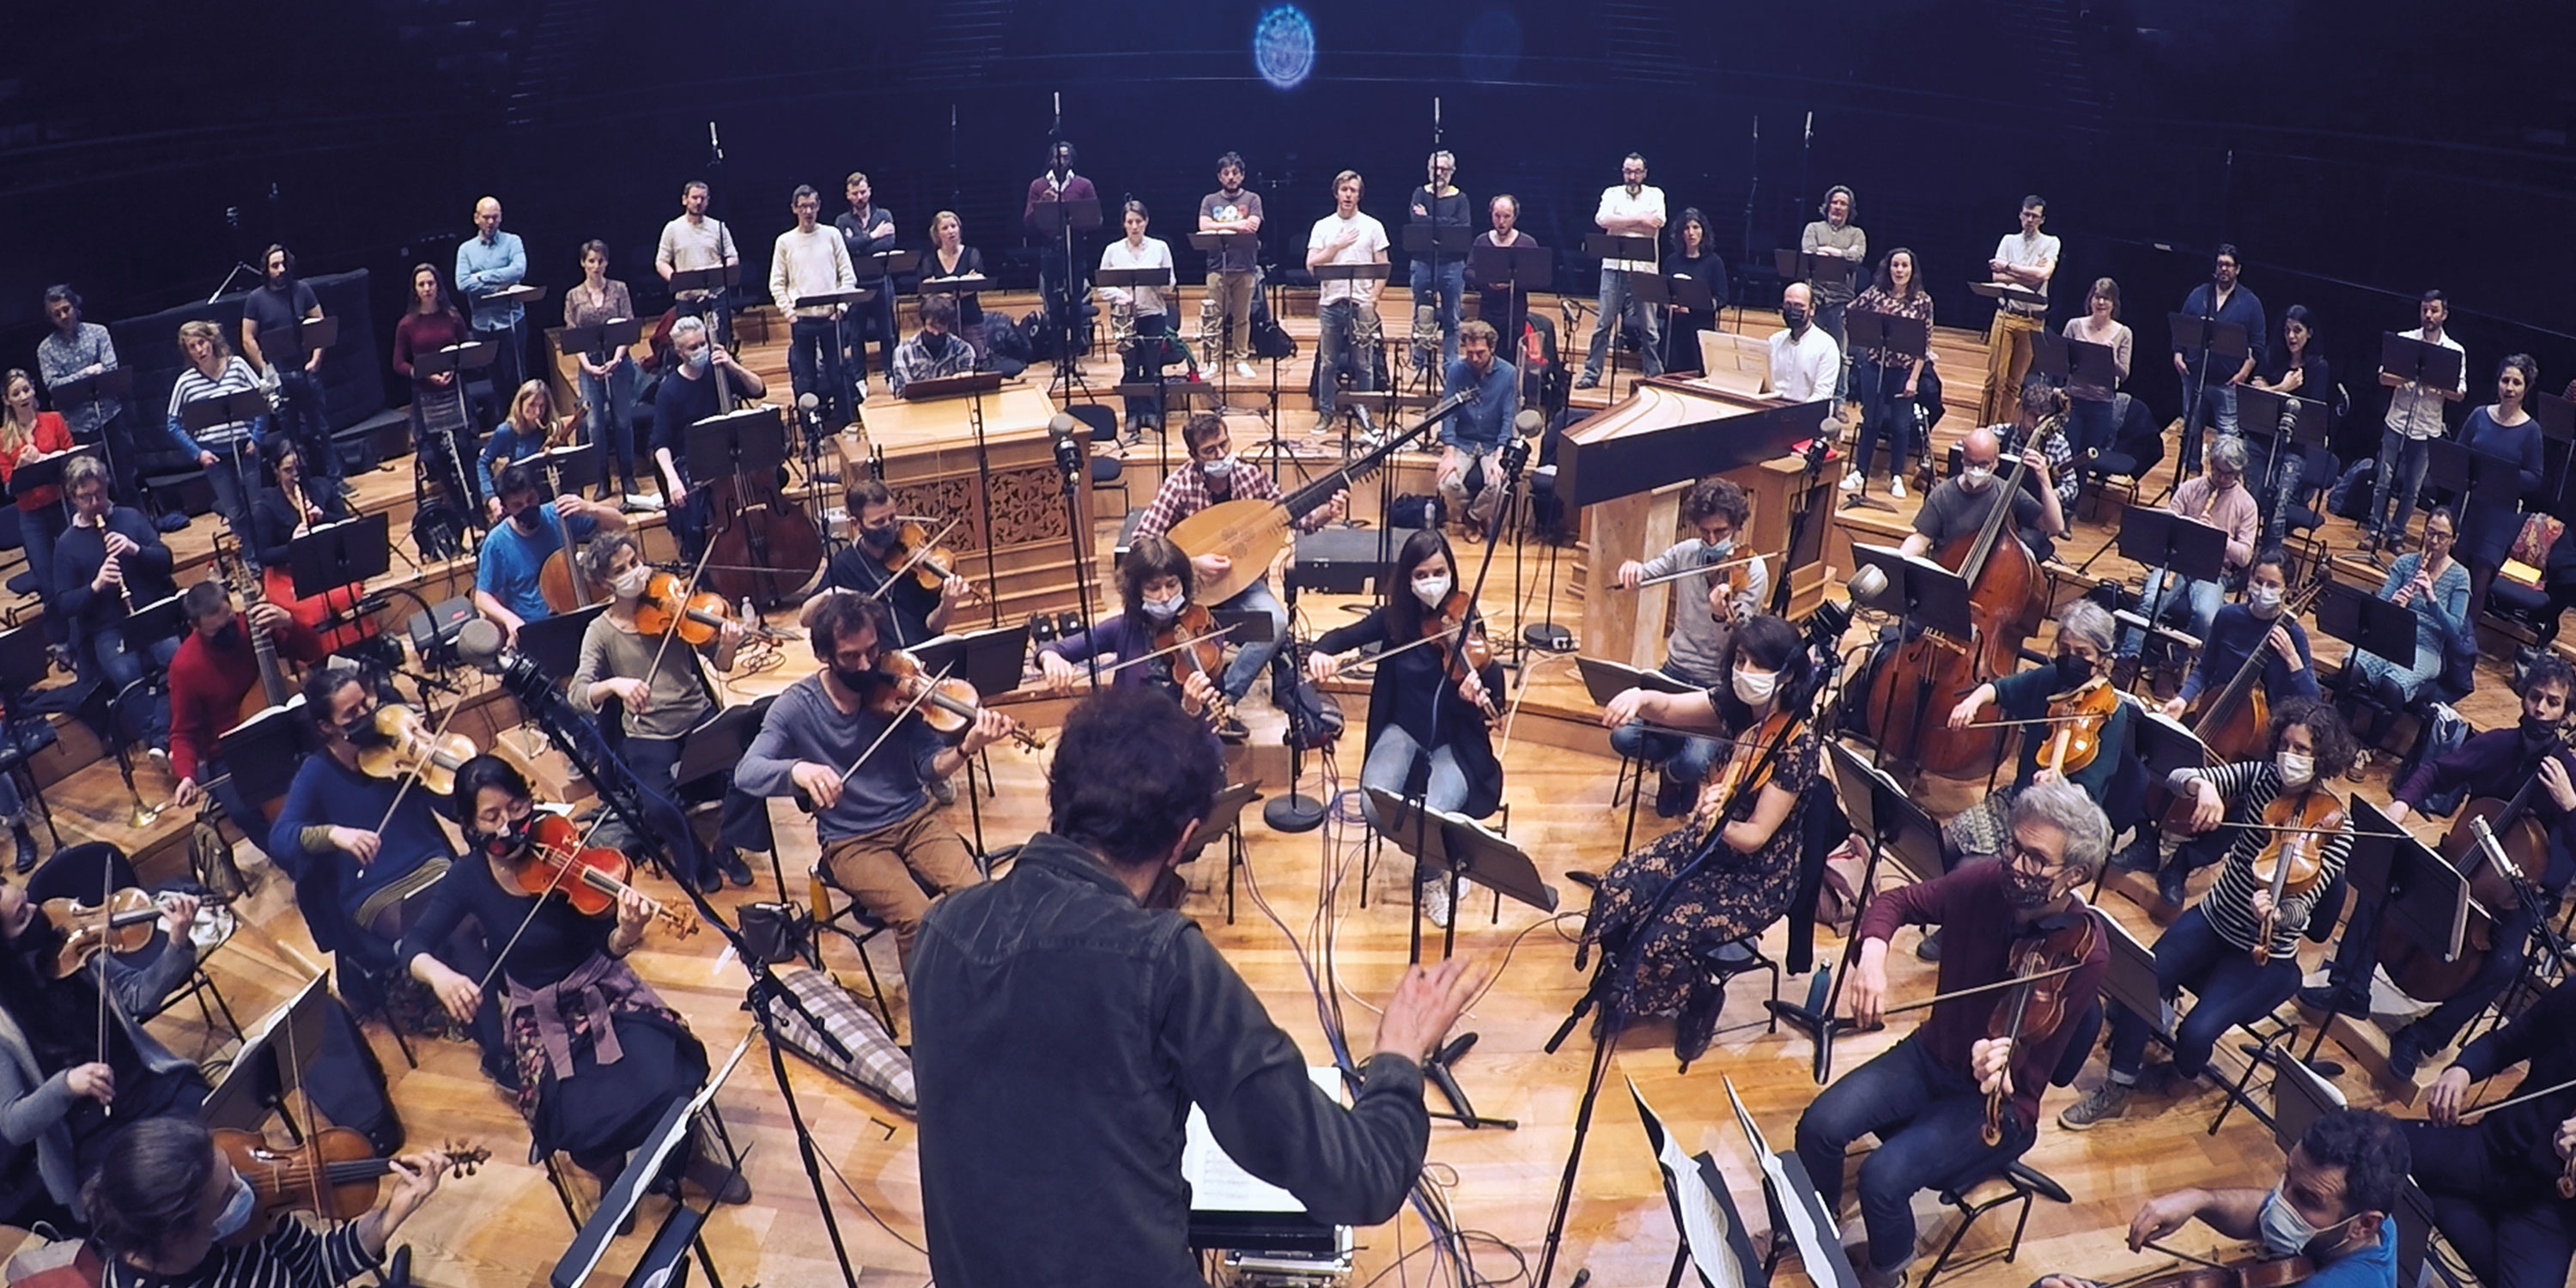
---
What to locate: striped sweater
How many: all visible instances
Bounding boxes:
[2167,760,2352,957]
[165,355,268,453]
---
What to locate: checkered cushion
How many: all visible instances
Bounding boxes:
[764,965,916,1114]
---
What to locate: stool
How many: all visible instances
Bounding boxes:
[2208,1009,2301,1136]
[1699,938,1783,1035]
[1922,1159,2068,1286]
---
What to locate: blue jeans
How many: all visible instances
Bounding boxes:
[578,362,641,488]
[2105,904,2300,1081]
[2179,379,2237,476]
[839,294,894,386]
[19,503,66,646]
[2068,397,2116,467]
[1315,300,1376,421]
[787,315,852,432]
[1357,722,1469,833]
[1794,1034,2035,1273]
[1815,297,1851,398]
[1408,258,1465,370]
[2119,570,2224,658]
[1218,578,1286,703]
[1853,363,1918,484]
[2371,428,2434,544]
[1608,659,1722,787]
[94,624,179,749]
[1582,266,1662,381]
[201,438,261,570]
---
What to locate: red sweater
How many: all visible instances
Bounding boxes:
[168,612,325,784]
[0,411,75,511]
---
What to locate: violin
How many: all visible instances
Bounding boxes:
[875,519,982,603]
[2040,677,2119,777]
[632,570,795,647]
[2249,788,2341,963]
[214,1127,488,1246]
[1983,908,2102,1146]
[2106,1253,2315,1288]
[1698,708,1795,824]
[1151,602,1234,728]
[867,648,1045,750]
[502,812,700,937]
[39,888,186,980]
[355,704,477,798]
[1425,592,1500,725]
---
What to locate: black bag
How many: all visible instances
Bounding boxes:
[304,993,407,1154]
[1253,316,1297,361]
[1390,494,1443,529]
[1271,653,1345,751]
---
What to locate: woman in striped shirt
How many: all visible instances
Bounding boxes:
[164,319,269,565]
[2061,696,2358,1128]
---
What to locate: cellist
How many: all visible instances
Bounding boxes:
[1897,423,2066,564]
[1791,779,2111,1288]
[2303,653,2576,1080]
[2060,698,2357,1130]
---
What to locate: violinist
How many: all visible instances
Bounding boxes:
[569,532,756,892]
[1938,601,2130,878]
[2032,1108,2412,1288]
[650,313,766,561]
[82,1115,445,1288]
[810,478,970,648]
[1792,779,2112,1288]
[736,594,1003,967]
[0,878,204,1230]
[1036,535,1226,729]
[1583,614,1819,1064]
[1306,529,1505,929]
[2115,433,2258,669]
[1137,411,1346,739]
[2304,654,2576,1079]
[2414,979,2576,1287]
[1897,423,2064,565]
[166,580,324,844]
[399,756,743,1204]
[1609,477,1767,818]
[2060,698,2356,1128]
[471,460,628,646]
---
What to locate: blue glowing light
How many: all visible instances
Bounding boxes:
[1253,5,1315,91]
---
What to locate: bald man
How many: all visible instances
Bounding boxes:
[1767,282,1841,403]
[454,197,530,402]
[1899,426,2065,562]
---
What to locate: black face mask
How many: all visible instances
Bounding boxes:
[2055,652,2095,688]
[509,508,544,536]
[2520,714,2559,750]
[471,813,534,860]
[1783,307,1808,331]
[338,713,390,748]
[212,623,244,651]
[13,915,64,970]
[831,665,881,695]
[858,524,896,551]
[2004,864,2062,910]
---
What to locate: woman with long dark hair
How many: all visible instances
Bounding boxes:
[1664,207,1728,376]
[1843,248,1935,498]
[390,263,479,511]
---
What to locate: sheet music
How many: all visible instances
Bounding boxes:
[1185,1066,1343,1212]
[1725,1077,1833,1281]
[1631,1081,1747,1288]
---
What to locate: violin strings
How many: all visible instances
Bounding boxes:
[863,515,963,605]
[631,528,728,731]
[368,696,475,839]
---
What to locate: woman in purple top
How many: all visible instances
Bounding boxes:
[1038,535,1224,723]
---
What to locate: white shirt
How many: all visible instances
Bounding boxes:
[2385,326,2467,440]
[770,224,856,318]
[1308,211,1390,307]
[1097,235,1176,315]
[1767,325,1841,403]
[1594,185,1668,273]
[657,215,738,299]
[1990,230,2061,311]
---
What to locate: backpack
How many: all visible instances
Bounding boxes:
[1270,652,1345,751]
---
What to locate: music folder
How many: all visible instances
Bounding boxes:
[2314,579,2424,670]
[1574,656,1699,707]
[1183,1065,1342,1253]
[2379,331,2464,395]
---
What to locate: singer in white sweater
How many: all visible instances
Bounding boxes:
[771,184,859,431]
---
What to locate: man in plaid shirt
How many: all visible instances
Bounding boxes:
[1134,412,1346,738]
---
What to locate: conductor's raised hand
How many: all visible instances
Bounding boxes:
[1370,957,1490,1065]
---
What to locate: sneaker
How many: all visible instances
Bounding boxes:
[1214,714,1249,744]
[715,848,756,889]
[1419,878,1454,929]
[1235,360,1256,380]
[2385,1024,2430,1081]
[1887,476,1906,499]
[1915,927,1943,961]
[2057,1079,2133,1130]
[1856,1255,1913,1288]
[2158,858,2191,909]
[624,493,666,512]
[2108,835,2159,872]
[1574,373,1600,392]
[1839,472,1863,494]
[2297,983,2362,1016]
[1312,415,1335,434]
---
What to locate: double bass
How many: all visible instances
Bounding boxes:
[696,347,823,609]
[1863,438,2050,776]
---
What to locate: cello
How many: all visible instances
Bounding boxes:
[696,345,824,609]
[2376,734,2561,1002]
[2180,578,2326,764]
[1863,437,2050,776]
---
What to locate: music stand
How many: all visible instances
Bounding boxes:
[551,1034,752,1288]
[2315,580,2423,670]
[200,973,335,1139]
[1772,248,1856,300]
[1848,542,1971,769]
[257,315,340,367]
[1769,741,1946,1082]
[2026,328,2071,381]
[2348,796,2473,976]
[2379,331,2464,399]
[409,339,496,520]
[1030,198,1103,398]
[1401,225,1476,388]
[1362,786,1558,963]
[516,603,607,684]
[1839,309,1929,509]
[1969,280,2049,312]
[2115,508,2230,656]
[1468,242,1552,364]
[1183,781,1266,923]
[1586,234,1658,397]
[2424,437,2528,513]
[1724,1075,1862,1288]
[557,318,643,366]
[2537,392,2575,443]
[287,511,392,605]
[1631,1081,1762,1288]
[7,447,98,506]
[121,592,187,651]
[180,388,270,447]
[480,284,549,393]
[665,266,737,299]
[2269,1032,2348,1150]
[1573,657,1699,706]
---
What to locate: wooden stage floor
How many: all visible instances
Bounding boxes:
[0,292,2548,1287]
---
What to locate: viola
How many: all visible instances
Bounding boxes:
[2102,1253,2316,1288]
[2181,581,2326,765]
[503,812,700,937]
[39,887,180,980]
[1425,591,1500,725]
[1983,908,2101,1146]
[632,570,794,647]
[214,1127,488,1246]
[2039,677,2119,777]
[876,519,982,603]
[867,648,1045,750]
[355,704,478,798]
[1151,602,1234,728]
[2249,788,2341,963]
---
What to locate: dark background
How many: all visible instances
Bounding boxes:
[5,0,2570,447]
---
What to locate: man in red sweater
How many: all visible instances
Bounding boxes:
[167,579,325,852]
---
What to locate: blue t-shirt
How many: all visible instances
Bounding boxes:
[2305,1222,2397,1288]
[474,503,596,623]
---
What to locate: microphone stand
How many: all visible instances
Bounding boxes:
[1048,420,1103,691]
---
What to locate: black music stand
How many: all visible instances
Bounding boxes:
[2316,580,2425,671]
[557,318,642,368]
[1121,379,1223,481]
[2424,437,2528,514]
[517,603,607,685]
[2379,331,2464,400]
[1573,657,1699,705]
[1848,542,1971,770]
[1097,263,1182,434]
[1188,229,1258,389]
[258,314,340,364]
[1030,199,1103,398]
[1839,308,1929,510]
[1773,247,1857,301]
[6,447,97,508]
[1311,262,1394,444]
[1585,234,1658,397]
[665,265,736,308]
[2167,309,2251,485]
[550,1036,750,1288]
[121,592,188,652]
[288,510,392,601]
[479,283,549,399]
[409,339,496,524]
[1769,740,1947,1083]
[199,973,334,1141]
[888,373,1005,625]
[1181,781,1265,923]
[1631,1082,1764,1288]
[2235,383,2330,521]
[1469,242,1552,357]
[1722,1075,1863,1288]
[2115,507,2231,658]
[217,703,310,808]
[179,388,270,451]
[908,622,1030,852]
[1362,785,1558,964]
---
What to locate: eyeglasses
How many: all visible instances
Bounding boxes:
[1999,840,2059,875]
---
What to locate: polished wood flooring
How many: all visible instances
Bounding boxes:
[2,295,2551,1287]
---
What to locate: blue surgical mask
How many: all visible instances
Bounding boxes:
[1200,455,1234,480]
[1703,537,1735,560]
[2257,1186,2325,1257]
[1141,592,1184,623]
[210,1173,258,1241]
[685,347,712,374]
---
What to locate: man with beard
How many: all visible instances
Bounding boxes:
[238,243,343,492]
[805,478,971,649]
[469,460,628,645]
[166,579,325,854]
[1198,151,1264,380]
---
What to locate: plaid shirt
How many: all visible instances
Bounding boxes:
[1133,459,1331,543]
[889,331,975,398]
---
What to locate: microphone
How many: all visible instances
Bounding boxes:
[1047,412,1083,483]
[1846,563,1891,609]
[707,120,723,164]
[1514,409,1544,439]
[457,618,507,672]
[798,391,821,428]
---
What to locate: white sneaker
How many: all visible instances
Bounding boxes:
[1235,360,1256,380]
[1419,878,1454,928]
[625,493,666,512]
[1888,476,1906,499]
[1839,472,1862,493]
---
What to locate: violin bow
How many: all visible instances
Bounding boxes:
[1866,960,2088,1019]
[2456,1072,2576,1122]
[1088,623,1243,680]
[1618,549,1775,592]
[94,856,112,1118]
[633,526,726,701]
[368,695,477,839]
[823,661,954,792]
[864,515,963,603]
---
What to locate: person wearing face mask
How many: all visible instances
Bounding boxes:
[0,878,203,1231]
[2059,698,2357,1127]
[2115,432,2258,671]
[2303,653,2576,1080]
[889,291,978,400]
[1584,614,1819,1063]
[400,756,744,1205]
[809,477,972,648]
[1794,778,2112,1288]
[648,313,766,562]
[1036,536,1225,731]
[1897,424,2065,566]
[1135,413,1346,739]
[2037,1109,2412,1288]
[1764,283,1840,404]
[163,579,324,843]
[1608,478,1767,817]
[2412,977,2576,1288]
[1938,601,2131,880]
[470,461,629,647]
[1307,529,1507,928]
[82,1105,447,1288]
[569,532,755,891]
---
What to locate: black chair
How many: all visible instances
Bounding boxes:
[25,841,244,1043]
[1917,999,2100,1285]
[1063,403,1128,513]
[0,506,39,610]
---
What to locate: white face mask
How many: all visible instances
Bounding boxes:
[1200,455,1235,479]
[612,565,652,600]
[2248,584,2284,616]
[2275,750,2315,787]
[1412,574,1452,607]
[1141,592,1184,623]
[1733,667,1778,706]
[2257,1185,2328,1257]
[1960,464,1996,491]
